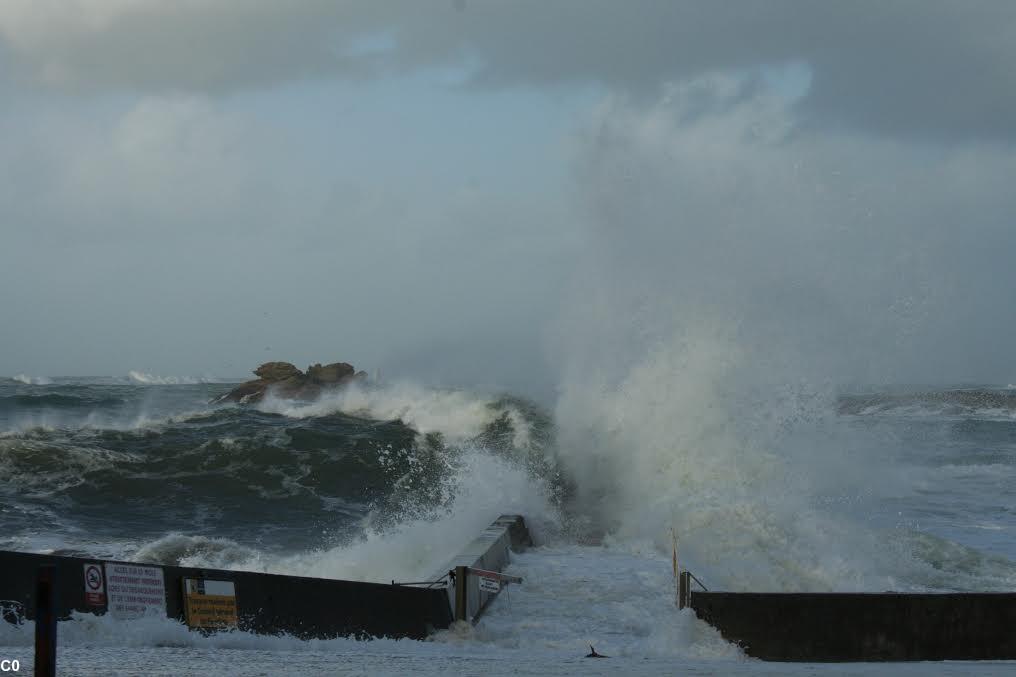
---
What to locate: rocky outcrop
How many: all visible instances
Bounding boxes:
[306,362,354,384]
[213,361,365,404]
[254,362,303,381]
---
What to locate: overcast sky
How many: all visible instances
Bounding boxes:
[2,1,1014,394]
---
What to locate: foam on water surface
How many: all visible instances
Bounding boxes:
[0,375,1014,673]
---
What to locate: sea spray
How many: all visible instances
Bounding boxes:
[547,80,994,592]
[236,449,561,584]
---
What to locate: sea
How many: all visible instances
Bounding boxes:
[0,373,1014,675]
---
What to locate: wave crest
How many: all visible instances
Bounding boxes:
[133,533,262,569]
[11,374,53,385]
[127,370,218,385]
[257,382,543,451]
[839,388,1016,419]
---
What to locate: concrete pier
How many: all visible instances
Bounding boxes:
[689,589,1016,661]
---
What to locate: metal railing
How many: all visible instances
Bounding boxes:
[678,570,708,609]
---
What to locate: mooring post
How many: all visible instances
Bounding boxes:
[34,565,57,677]
[454,565,468,623]
[678,570,690,610]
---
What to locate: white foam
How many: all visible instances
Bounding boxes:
[467,544,741,660]
[127,371,219,385]
[93,446,743,661]
[0,610,431,653]
[11,374,52,385]
[132,533,262,569]
[849,402,1016,421]
[0,438,140,495]
[170,449,561,584]
[258,382,536,449]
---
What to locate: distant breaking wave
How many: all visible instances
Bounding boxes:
[127,371,225,385]
[5,373,234,386]
[11,375,53,385]
[839,388,1016,418]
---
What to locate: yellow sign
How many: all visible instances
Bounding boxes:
[182,578,237,629]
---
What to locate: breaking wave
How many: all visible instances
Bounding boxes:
[839,388,1016,419]
[0,379,558,563]
[127,371,223,385]
[2,365,1014,611]
[258,381,547,451]
[134,448,561,585]
[10,374,52,385]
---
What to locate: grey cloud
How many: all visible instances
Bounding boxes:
[0,92,574,386]
[3,3,1015,389]
[2,2,1015,138]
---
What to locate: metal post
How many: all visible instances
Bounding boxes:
[454,566,468,623]
[678,570,690,610]
[34,565,57,677]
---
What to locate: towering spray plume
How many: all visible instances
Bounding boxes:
[551,75,1015,589]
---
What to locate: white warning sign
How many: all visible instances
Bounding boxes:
[468,566,520,594]
[477,575,501,594]
[104,563,166,619]
[83,563,106,607]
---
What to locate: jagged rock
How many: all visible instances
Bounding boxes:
[306,362,354,384]
[214,380,266,404]
[254,362,302,382]
[213,360,362,404]
[267,375,310,398]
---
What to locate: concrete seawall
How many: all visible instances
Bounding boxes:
[0,549,452,639]
[0,515,532,640]
[689,590,1016,661]
[432,515,532,623]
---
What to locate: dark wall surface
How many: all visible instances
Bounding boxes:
[0,550,452,640]
[691,591,1016,661]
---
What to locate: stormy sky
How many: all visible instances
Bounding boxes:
[2,1,1014,394]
